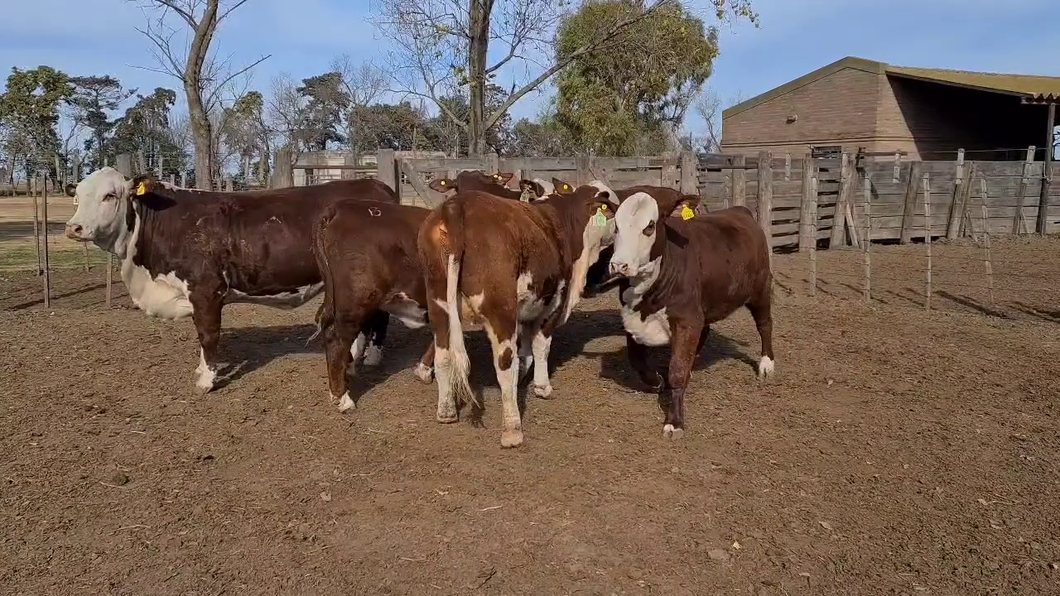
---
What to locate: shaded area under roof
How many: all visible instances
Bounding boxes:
[723,56,1060,119]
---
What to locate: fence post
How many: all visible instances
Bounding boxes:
[1013,146,1035,235]
[979,182,995,305]
[830,152,856,248]
[945,148,965,240]
[105,254,113,308]
[923,172,932,310]
[862,175,872,303]
[1036,102,1055,235]
[31,175,42,276]
[487,152,500,174]
[809,175,818,297]
[757,151,773,266]
[798,155,815,251]
[899,160,924,244]
[731,155,746,207]
[892,151,902,184]
[41,174,51,308]
[680,150,698,195]
[376,148,398,197]
[271,145,294,189]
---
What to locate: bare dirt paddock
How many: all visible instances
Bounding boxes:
[1,239,1058,595]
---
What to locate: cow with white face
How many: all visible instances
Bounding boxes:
[64,166,404,393]
[607,191,775,440]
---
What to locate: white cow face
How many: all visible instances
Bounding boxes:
[64,167,135,255]
[608,192,661,279]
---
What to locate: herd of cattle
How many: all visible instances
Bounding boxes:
[62,167,775,448]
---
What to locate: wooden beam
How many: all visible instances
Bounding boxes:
[398,158,441,207]
[945,149,965,240]
[731,155,746,206]
[798,155,816,252]
[899,160,923,244]
[1013,146,1035,235]
[1036,102,1055,235]
[757,151,773,269]
[830,153,854,247]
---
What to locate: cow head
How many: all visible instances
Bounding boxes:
[64,167,139,254]
[491,171,515,186]
[608,191,699,279]
[428,175,457,194]
[551,177,575,195]
[570,181,619,251]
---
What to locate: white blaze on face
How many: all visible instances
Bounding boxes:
[609,192,659,278]
[64,167,135,255]
[533,178,554,196]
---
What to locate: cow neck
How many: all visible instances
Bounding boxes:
[626,221,682,317]
[535,195,601,321]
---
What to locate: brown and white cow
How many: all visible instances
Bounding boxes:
[417,182,618,448]
[428,170,563,202]
[62,166,401,392]
[312,198,437,412]
[606,192,774,440]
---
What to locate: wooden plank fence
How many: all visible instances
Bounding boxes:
[276,147,1060,250]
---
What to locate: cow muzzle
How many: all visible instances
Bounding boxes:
[608,260,632,278]
[64,223,89,241]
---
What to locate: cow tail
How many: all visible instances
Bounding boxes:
[441,198,476,408]
[307,205,338,346]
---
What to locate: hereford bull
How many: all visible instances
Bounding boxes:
[62,167,402,392]
[312,199,437,412]
[417,182,619,448]
[606,192,774,439]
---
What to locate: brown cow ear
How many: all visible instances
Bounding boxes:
[493,171,514,184]
[65,183,77,198]
[669,195,701,220]
[587,194,616,223]
[129,174,158,198]
[428,177,455,193]
[552,177,574,194]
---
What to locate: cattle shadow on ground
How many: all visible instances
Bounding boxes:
[1010,301,1060,323]
[936,291,1010,319]
[5,282,108,311]
[218,323,324,387]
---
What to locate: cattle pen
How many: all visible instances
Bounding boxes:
[1,148,1058,593]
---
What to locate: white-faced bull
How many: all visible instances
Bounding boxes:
[62,167,402,392]
[606,192,774,440]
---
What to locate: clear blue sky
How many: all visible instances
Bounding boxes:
[1,0,1057,138]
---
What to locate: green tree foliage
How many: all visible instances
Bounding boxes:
[297,72,350,150]
[68,75,136,170]
[554,0,719,155]
[349,101,432,153]
[0,66,73,176]
[111,87,188,177]
[221,91,266,164]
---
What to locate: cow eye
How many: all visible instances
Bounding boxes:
[643,220,656,236]
[103,193,117,201]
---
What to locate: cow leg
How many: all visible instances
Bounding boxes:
[190,292,223,394]
[361,309,389,367]
[427,298,460,424]
[326,316,362,413]
[747,296,775,379]
[516,323,536,385]
[662,322,701,440]
[482,310,522,448]
[626,332,663,391]
[529,328,554,399]
[695,324,712,356]
[412,341,435,384]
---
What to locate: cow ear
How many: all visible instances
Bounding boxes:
[586,192,616,222]
[64,183,77,198]
[129,174,158,198]
[429,177,455,193]
[552,177,574,194]
[519,179,544,197]
[669,195,701,220]
[493,171,514,185]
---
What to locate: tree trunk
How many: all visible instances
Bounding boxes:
[467,0,492,157]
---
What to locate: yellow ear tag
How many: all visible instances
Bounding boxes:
[563,184,570,191]
[680,204,695,220]
[439,180,446,185]
[135,181,146,196]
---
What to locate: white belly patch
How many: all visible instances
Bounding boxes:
[225,282,324,308]
[621,305,671,347]
[126,265,194,320]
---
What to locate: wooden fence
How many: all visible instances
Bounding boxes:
[275,147,1059,249]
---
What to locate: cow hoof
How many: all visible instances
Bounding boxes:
[501,429,524,448]
[532,383,553,399]
[413,363,434,384]
[757,356,775,380]
[663,424,684,440]
[362,345,384,367]
[337,393,356,412]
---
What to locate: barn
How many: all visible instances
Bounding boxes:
[721,56,1060,162]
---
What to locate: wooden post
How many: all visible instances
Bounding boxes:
[945,149,965,240]
[376,148,399,197]
[830,153,852,248]
[862,176,872,303]
[31,176,42,276]
[798,156,816,251]
[899,161,924,244]
[680,150,698,194]
[105,254,113,308]
[1013,146,1035,235]
[1036,103,1055,235]
[82,243,90,272]
[783,153,791,181]
[979,188,995,306]
[731,155,746,206]
[180,171,187,188]
[575,155,590,186]
[757,151,773,263]
[662,152,679,188]
[892,151,902,184]
[486,152,500,174]
[809,175,818,297]
[41,174,51,308]
[923,172,932,310]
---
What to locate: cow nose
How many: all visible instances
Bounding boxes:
[609,261,629,277]
[64,224,83,239]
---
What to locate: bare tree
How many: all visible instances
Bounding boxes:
[373,0,755,155]
[330,55,389,154]
[692,86,746,153]
[266,72,307,151]
[128,0,270,189]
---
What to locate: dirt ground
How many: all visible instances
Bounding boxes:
[1,238,1058,595]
